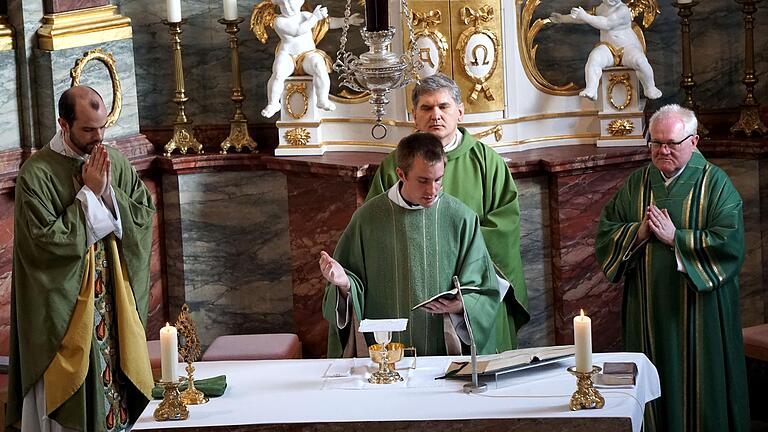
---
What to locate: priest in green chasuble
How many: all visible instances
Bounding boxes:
[321,133,504,357]
[366,74,527,352]
[596,104,750,432]
[8,87,155,431]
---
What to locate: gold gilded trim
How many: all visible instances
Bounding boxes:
[607,119,635,136]
[598,134,644,140]
[515,132,598,145]
[0,16,14,51]
[285,82,309,120]
[607,73,633,111]
[411,10,449,74]
[70,48,122,128]
[277,120,321,127]
[285,128,311,146]
[38,5,132,51]
[474,125,503,142]
[517,0,579,96]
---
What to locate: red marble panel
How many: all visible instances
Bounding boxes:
[140,174,168,338]
[286,174,368,359]
[44,0,108,14]
[549,166,643,352]
[0,191,14,356]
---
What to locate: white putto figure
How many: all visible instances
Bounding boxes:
[251,0,363,118]
[550,0,662,101]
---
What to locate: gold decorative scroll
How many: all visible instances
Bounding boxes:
[285,82,309,120]
[473,125,503,141]
[607,73,633,111]
[38,5,132,51]
[452,0,504,113]
[607,119,635,136]
[70,48,123,128]
[405,0,452,111]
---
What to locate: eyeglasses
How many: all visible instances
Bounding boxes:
[647,134,694,149]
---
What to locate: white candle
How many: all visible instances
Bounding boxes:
[160,323,178,382]
[677,0,692,3]
[223,0,238,20]
[573,309,593,373]
[166,0,182,23]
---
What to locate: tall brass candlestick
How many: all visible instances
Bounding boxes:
[163,19,204,156]
[731,0,767,136]
[674,1,708,136]
[219,17,257,154]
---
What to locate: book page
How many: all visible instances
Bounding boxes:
[445,345,575,376]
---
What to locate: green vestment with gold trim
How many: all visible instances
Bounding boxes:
[596,151,750,432]
[323,191,501,357]
[366,128,527,351]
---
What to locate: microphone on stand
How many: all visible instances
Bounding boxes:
[453,276,487,394]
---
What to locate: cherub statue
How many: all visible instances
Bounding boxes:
[550,0,662,101]
[251,0,363,118]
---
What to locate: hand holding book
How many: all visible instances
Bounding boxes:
[411,286,481,311]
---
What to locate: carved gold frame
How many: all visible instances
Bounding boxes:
[457,26,499,102]
[70,48,122,127]
[413,29,449,74]
[285,82,309,120]
[607,73,633,111]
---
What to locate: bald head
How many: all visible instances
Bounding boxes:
[58,86,105,127]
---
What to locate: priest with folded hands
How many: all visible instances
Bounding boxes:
[320,132,513,357]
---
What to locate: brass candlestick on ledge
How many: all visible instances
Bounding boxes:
[567,366,605,411]
[731,0,767,136]
[219,17,257,153]
[163,19,203,156]
[673,1,708,136]
[153,380,189,421]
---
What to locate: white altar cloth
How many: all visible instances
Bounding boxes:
[133,352,659,432]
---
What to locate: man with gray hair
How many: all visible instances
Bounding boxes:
[596,104,749,431]
[367,73,529,352]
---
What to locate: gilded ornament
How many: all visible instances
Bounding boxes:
[285,128,311,146]
[474,125,503,142]
[411,10,449,75]
[457,5,500,103]
[285,82,310,120]
[607,119,635,136]
[607,73,633,110]
[70,48,123,128]
[175,304,208,405]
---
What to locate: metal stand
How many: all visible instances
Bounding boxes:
[219,17,257,153]
[673,1,708,136]
[567,366,605,411]
[731,0,767,136]
[153,380,190,421]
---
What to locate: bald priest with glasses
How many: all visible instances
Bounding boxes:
[595,104,750,432]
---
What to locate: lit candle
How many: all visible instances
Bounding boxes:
[223,0,238,20]
[166,0,182,23]
[573,309,592,373]
[365,0,389,32]
[160,323,178,382]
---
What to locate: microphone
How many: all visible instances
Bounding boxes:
[453,276,487,394]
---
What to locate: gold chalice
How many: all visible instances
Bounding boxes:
[368,342,417,372]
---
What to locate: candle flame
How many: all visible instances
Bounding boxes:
[580,309,585,317]
[166,322,170,326]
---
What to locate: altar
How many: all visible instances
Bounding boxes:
[133,352,659,432]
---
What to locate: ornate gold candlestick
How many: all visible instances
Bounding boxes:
[730,0,767,136]
[219,17,257,154]
[673,1,708,136]
[567,366,605,411]
[153,380,190,421]
[176,304,208,405]
[162,19,203,156]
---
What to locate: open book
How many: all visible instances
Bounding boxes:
[444,345,576,377]
[411,286,481,310]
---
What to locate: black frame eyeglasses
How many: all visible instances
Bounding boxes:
[647,134,694,149]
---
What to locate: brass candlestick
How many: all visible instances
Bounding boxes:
[176,304,208,405]
[219,17,257,154]
[673,1,708,136]
[567,366,605,411]
[162,19,204,156]
[153,380,190,421]
[730,0,767,136]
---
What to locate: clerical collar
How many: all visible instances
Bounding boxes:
[660,164,687,185]
[443,130,461,153]
[50,131,89,162]
[386,182,440,210]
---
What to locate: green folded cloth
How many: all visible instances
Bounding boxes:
[152,375,227,399]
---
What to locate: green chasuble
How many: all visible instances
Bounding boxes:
[595,151,750,432]
[323,190,502,357]
[367,128,528,350]
[9,144,155,431]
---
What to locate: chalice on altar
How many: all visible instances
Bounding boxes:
[368,331,403,384]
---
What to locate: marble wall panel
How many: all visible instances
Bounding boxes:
[172,170,294,349]
[711,158,765,327]
[0,50,21,151]
[516,176,554,348]
[35,38,141,142]
[0,191,13,356]
[141,174,167,337]
[286,174,365,359]
[549,168,633,352]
